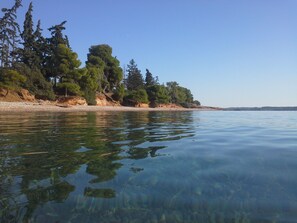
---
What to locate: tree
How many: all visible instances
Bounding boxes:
[112,83,125,103]
[20,2,36,68]
[145,69,158,87]
[0,0,22,67]
[193,100,201,106]
[20,2,47,70]
[125,59,144,91]
[44,21,81,91]
[124,88,149,104]
[181,87,193,103]
[48,21,68,47]
[33,20,47,71]
[146,84,170,105]
[85,46,105,94]
[87,44,122,92]
[79,68,98,105]
[14,63,55,99]
[54,44,82,96]
[44,21,68,83]
[166,81,179,103]
[0,67,26,89]
[166,81,194,105]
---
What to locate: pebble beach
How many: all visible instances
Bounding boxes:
[0,101,217,112]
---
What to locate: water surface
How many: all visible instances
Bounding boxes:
[0,111,297,223]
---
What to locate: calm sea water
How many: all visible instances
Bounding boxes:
[0,111,297,223]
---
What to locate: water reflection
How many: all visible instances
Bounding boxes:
[0,111,195,222]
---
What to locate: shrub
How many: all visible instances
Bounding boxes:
[14,64,55,100]
[112,83,125,103]
[56,82,81,96]
[124,89,149,104]
[146,85,170,105]
[0,68,26,89]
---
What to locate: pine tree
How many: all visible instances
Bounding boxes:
[87,44,122,92]
[145,69,158,87]
[21,2,35,68]
[54,44,82,96]
[45,21,69,85]
[33,20,47,70]
[125,59,144,91]
[0,0,22,67]
[48,21,68,47]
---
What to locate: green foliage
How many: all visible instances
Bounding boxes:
[87,44,123,92]
[86,48,105,93]
[14,64,55,100]
[125,89,149,104]
[0,0,22,67]
[145,69,158,87]
[32,20,47,71]
[53,44,82,96]
[166,81,193,105]
[83,87,97,105]
[45,43,81,93]
[79,68,98,105]
[21,2,36,68]
[125,59,144,91]
[56,82,81,96]
[56,44,81,79]
[0,1,201,105]
[20,4,47,72]
[193,100,201,106]
[0,67,26,89]
[113,83,125,103]
[48,21,68,47]
[182,87,194,103]
[45,22,78,85]
[146,84,170,105]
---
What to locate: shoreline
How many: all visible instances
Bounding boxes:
[0,101,221,112]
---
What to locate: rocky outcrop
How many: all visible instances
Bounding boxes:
[19,89,35,102]
[96,93,120,106]
[96,94,108,106]
[57,96,87,106]
[0,88,35,102]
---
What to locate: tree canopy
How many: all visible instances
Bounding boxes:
[87,44,122,93]
[0,1,200,107]
[125,59,144,91]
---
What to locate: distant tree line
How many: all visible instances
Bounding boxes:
[0,1,200,107]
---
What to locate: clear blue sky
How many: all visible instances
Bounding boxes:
[2,0,297,107]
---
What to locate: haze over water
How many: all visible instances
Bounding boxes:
[0,111,297,222]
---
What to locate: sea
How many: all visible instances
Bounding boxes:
[0,111,297,223]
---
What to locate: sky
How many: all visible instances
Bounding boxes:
[1,0,297,107]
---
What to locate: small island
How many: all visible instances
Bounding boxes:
[0,1,211,111]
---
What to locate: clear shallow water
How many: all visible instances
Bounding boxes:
[0,111,297,223]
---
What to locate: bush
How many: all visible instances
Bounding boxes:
[56,82,81,96]
[124,89,149,104]
[193,100,201,106]
[14,64,55,100]
[112,83,125,103]
[84,88,97,105]
[0,68,26,89]
[146,85,170,105]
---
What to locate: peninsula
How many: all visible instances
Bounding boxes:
[0,1,202,111]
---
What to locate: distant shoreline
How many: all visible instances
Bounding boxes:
[0,101,221,112]
[225,106,297,111]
